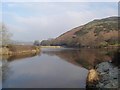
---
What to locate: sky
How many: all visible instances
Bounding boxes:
[1,1,118,42]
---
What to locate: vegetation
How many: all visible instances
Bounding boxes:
[40,40,53,46]
[0,23,41,55]
[34,40,40,46]
[1,45,40,55]
[75,17,118,36]
[75,28,88,36]
[0,24,12,46]
[41,16,119,48]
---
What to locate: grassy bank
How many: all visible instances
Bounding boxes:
[0,45,40,55]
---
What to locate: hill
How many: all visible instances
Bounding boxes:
[41,16,119,48]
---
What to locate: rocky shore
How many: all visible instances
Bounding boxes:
[96,62,119,88]
[86,61,119,89]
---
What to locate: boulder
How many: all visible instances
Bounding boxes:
[96,62,118,88]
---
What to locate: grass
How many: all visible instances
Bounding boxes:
[0,45,40,55]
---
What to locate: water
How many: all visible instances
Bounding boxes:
[1,48,113,88]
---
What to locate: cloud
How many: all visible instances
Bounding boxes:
[2,2,118,41]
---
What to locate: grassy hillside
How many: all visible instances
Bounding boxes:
[41,16,119,48]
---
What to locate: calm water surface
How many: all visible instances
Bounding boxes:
[2,48,112,88]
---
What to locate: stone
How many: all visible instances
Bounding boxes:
[96,62,113,73]
[87,69,99,83]
[95,61,119,88]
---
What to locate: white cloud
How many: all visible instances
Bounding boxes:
[2,2,118,41]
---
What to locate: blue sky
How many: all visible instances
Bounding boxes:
[1,2,118,42]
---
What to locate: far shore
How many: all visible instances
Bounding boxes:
[40,46,62,48]
[40,45,119,49]
[0,44,119,55]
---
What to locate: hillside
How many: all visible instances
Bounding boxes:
[41,16,119,48]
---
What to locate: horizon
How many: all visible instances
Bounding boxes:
[1,2,118,42]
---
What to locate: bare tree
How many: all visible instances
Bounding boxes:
[0,23,12,46]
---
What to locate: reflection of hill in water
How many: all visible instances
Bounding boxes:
[42,49,112,69]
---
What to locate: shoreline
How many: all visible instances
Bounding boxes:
[40,46,62,48]
[86,62,119,89]
[0,45,40,55]
[86,49,119,88]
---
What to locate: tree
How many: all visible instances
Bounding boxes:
[34,40,40,46]
[0,23,12,46]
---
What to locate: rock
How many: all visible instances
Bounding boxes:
[104,83,113,88]
[101,74,109,82]
[95,62,118,88]
[86,69,99,88]
[87,69,99,83]
[96,62,113,73]
[109,67,118,79]
[98,82,104,88]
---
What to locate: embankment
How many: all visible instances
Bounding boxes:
[0,45,40,55]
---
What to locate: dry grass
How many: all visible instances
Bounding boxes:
[0,45,40,55]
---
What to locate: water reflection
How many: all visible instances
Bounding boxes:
[1,52,40,83]
[42,48,113,69]
[2,52,41,61]
[2,51,88,88]
[1,48,117,88]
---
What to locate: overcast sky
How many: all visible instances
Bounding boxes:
[1,1,118,42]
